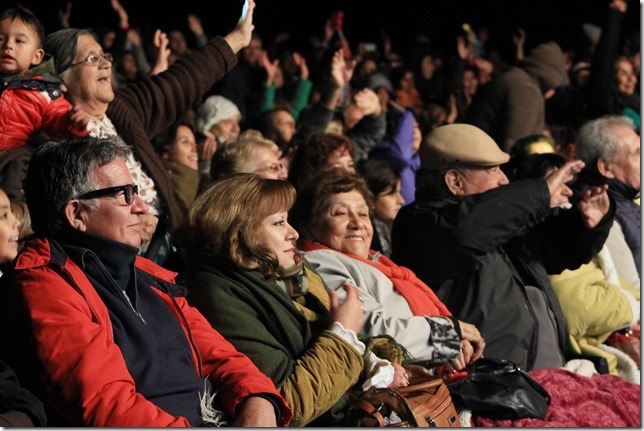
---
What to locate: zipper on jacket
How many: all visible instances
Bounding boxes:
[80,248,148,326]
[121,289,147,325]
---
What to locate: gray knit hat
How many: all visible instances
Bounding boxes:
[196,95,242,137]
[44,28,97,77]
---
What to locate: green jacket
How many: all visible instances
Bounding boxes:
[185,250,364,426]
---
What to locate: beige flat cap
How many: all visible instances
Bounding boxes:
[419,123,510,169]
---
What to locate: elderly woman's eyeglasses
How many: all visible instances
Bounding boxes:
[71,52,114,67]
[77,184,139,205]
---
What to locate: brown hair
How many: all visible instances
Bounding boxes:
[290,169,374,242]
[287,132,355,192]
[182,173,296,277]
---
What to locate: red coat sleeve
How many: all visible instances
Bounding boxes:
[41,94,87,139]
[172,296,293,426]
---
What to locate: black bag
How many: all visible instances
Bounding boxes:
[447,357,551,420]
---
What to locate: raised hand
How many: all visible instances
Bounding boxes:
[260,51,279,85]
[150,30,171,76]
[576,184,610,229]
[110,0,129,28]
[198,134,218,163]
[187,14,205,38]
[353,88,382,116]
[545,160,584,208]
[292,52,309,80]
[224,0,255,54]
[58,1,72,28]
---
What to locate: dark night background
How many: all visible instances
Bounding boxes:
[4,0,642,63]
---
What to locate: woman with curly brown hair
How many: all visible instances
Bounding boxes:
[287,132,355,192]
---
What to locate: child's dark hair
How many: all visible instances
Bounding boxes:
[0,7,45,48]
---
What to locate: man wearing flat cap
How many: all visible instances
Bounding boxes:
[391,123,615,371]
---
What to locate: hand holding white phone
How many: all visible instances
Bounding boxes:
[239,0,250,23]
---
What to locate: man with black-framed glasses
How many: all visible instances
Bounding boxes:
[0,135,291,427]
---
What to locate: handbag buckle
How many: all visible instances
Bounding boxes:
[374,401,385,413]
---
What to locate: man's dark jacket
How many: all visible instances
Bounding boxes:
[391,179,614,370]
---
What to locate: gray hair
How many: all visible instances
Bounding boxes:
[211,130,280,180]
[576,115,637,165]
[24,136,132,237]
[44,28,98,80]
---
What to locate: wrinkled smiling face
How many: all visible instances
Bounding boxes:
[64,34,115,107]
[312,190,373,258]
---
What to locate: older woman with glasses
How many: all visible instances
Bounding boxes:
[210,130,287,181]
[40,0,257,263]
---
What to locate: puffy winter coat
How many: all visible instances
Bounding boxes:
[0,55,86,150]
[0,237,291,427]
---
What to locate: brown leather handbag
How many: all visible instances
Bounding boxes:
[350,364,461,427]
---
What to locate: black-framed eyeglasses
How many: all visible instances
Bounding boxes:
[76,184,139,205]
[71,52,114,67]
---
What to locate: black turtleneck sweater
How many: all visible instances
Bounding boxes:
[54,230,211,425]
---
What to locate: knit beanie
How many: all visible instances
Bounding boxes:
[367,72,394,95]
[44,28,95,77]
[195,95,242,137]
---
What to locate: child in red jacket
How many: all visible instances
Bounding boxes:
[0,7,86,151]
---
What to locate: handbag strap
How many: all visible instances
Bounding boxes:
[397,376,443,394]
[399,364,444,394]
[349,392,386,427]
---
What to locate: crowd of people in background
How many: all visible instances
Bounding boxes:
[0,0,640,426]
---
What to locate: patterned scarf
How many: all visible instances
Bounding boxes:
[275,260,309,299]
[299,239,451,317]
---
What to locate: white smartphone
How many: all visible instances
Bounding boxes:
[239,0,249,22]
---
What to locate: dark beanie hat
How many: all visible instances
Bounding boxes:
[44,28,94,76]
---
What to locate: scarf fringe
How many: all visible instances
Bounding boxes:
[200,380,230,427]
